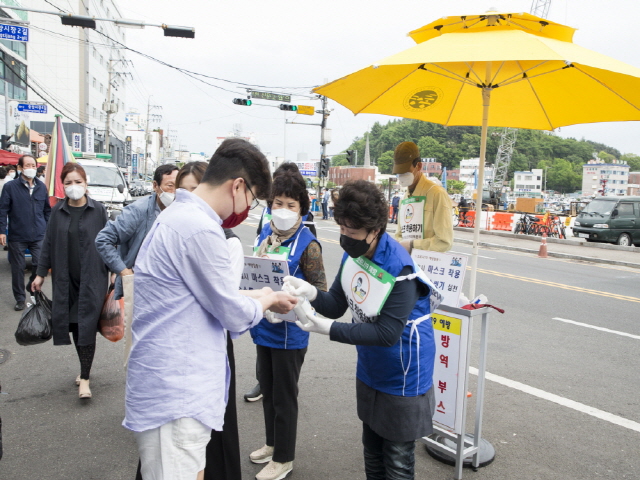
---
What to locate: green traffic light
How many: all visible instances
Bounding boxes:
[291,105,297,111]
[247,100,252,106]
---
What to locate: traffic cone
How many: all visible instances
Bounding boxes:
[538,233,548,258]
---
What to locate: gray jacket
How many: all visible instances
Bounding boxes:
[95,194,159,299]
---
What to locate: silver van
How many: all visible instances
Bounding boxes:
[573,196,640,246]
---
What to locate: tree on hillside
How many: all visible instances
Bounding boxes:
[377,150,395,174]
[621,153,640,172]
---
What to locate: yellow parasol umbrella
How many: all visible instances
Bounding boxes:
[314,11,640,297]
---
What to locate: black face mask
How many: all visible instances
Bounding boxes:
[340,234,371,258]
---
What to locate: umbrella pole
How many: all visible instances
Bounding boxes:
[469,85,491,299]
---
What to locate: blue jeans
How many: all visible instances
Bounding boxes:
[8,240,42,302]
[362,422,415,480]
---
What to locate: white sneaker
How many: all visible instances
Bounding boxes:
[250,444,274,464]
[256,461,293,480]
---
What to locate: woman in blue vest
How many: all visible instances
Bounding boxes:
[250,170,327,480]
[286,180,442,480]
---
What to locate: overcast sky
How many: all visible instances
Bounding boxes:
[117,0,640,161]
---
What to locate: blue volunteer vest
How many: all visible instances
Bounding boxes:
[250,221,317,350]
[342,233,436,397]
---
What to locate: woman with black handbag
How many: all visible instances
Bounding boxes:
[32,163,109,399]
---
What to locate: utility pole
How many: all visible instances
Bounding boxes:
[103,59,130,161]
[319,95,331,195]
[144,96,162,176]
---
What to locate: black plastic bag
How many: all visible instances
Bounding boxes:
[14,291,53,346]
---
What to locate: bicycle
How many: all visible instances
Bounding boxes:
[513,214,540,235]
[452,207,460,227]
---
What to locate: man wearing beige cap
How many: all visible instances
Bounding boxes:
[393,141,453,253]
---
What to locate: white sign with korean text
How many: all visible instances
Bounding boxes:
[85,124,94,153]
[411,250,468,307]
[431,310,470,434]
[72,133,82,152]
[241,256,296,322]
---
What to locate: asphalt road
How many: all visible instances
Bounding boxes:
[0,210,639,479]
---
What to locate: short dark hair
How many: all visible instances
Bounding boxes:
[176,161,207,188]
[6,165,16,173]
[153,164,179,185]
[201,138,271,200]
[60,162,87,183]
[18,155,36,168]
[37,166,46,174]
[273,162,301,178]
[334,180,388,234]
[0,166,6,180]
[412,157,422,167]
[268,171,310,216]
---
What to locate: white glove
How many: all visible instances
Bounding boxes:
[294,298,333,335]
[283,276,317,301]
[265,310,283,324]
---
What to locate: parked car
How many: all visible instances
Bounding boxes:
[76,158,133,219]
[572,196,640,246]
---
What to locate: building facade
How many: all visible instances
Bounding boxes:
[329,166,377,186]
[513,169,543,197]
[23,0,128,166]
[582,160,629,196]
[628,172,640,196]
[459,158,494,195]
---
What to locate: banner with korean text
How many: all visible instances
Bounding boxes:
[241,256,295,322]
[430,310,470,434]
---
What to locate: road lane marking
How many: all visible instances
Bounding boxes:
[450,250,495,259]
[475,268,640,304]
[469,367,640,434]
[552,317,640,340]
[319,237,340,245]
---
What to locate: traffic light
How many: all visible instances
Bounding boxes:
[346,150,354,164]
[1,134,13,151]
[233,98,252,106]
[320,157,330,177]
[279,104,298,111]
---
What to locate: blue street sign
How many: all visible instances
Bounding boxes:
[132,154,138,175]
[300,169,317,176]
[17,103,47,114]
[0,24,29,42]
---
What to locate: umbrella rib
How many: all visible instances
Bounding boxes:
[517,60,555,130]
[425,64,477,86]
[572,65,640,112]
[463,62,485,85]
[445,78,468,126]
[496,61,552,86]
[489,61,506,86]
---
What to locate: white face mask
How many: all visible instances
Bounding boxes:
[23,168,37,179]
[65,184,86,201]
[8,171,15,179]
[271,207,299,231]
[397,172,414,188]
[159,188,175,208]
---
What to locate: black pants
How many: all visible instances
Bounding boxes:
[68,324,96,380]
[257,344,306,463]
[321,202,328,219]
[134,334,241,480]
[362,422,415,480]
[391,207,398,223]
[8,240,42,302]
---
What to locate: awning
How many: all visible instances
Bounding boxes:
[0,149,22,165]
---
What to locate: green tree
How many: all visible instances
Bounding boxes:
[447,180,466,195]
[377,150,395,174]
[621,153,640,172]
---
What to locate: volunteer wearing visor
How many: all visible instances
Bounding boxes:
[285,180,442,480]
[250,171,327,480]
[393,141,453,254]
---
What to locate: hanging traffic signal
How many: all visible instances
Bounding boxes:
[1,134,14,151]
[320,157,330,177]
[279,104,298,111]
[346,150,354,164]
[233,98,252,106]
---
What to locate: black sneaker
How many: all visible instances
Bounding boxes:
[14,302,26,311]
[244,384,263,402]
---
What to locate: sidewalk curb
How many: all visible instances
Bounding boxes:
[454,238,640,270]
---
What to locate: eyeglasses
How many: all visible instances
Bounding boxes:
[242,178,260,210]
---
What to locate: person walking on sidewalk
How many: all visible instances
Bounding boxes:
[321,187,329,220]
[393,142,453,253]
[31,163,109,399]
[0,155,51,310]
[390,191,400,224]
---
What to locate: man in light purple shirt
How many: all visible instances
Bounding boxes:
[124,139,298,480]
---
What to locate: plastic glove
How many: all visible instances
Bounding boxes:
[294,297,333,335]
[295,313,333,335]
[265,310,283,324]
[283,276,317,301]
